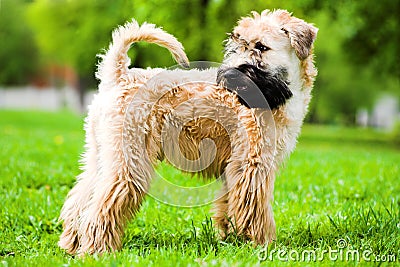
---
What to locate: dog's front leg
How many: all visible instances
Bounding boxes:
[225,161,276,245]
[212,180,229,238]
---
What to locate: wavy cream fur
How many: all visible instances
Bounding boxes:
[59,10,317,255]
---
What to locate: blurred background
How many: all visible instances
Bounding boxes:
[0,0,399,129]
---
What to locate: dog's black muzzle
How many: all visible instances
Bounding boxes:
[217,64,292,109]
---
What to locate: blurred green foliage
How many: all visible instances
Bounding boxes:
[0,0,399,124]
[0,0,39,85]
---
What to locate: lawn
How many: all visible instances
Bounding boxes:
[0,110,399,266]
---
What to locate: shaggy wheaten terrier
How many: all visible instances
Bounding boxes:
[59,9,317,255]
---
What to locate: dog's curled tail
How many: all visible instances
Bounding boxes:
[97,19,189,86]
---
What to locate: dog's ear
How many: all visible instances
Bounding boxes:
[281,18,318,60]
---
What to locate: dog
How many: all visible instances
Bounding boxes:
[59,9,317,255]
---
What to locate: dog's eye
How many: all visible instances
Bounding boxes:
[229,33,238,40]
[254,42,270,52]
[281,28,289,35]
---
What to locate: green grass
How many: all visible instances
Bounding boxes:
[0,110,399,266]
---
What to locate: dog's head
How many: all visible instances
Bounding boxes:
[217,10,318,109]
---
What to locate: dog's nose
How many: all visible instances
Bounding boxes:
[217,64,293,109]
[220,69,238,79]
[217,67,269,108]
[217,68,238,84]
[217,68,249,91]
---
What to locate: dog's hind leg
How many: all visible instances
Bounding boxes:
[72,99,153,255]
[59,97,103,254]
